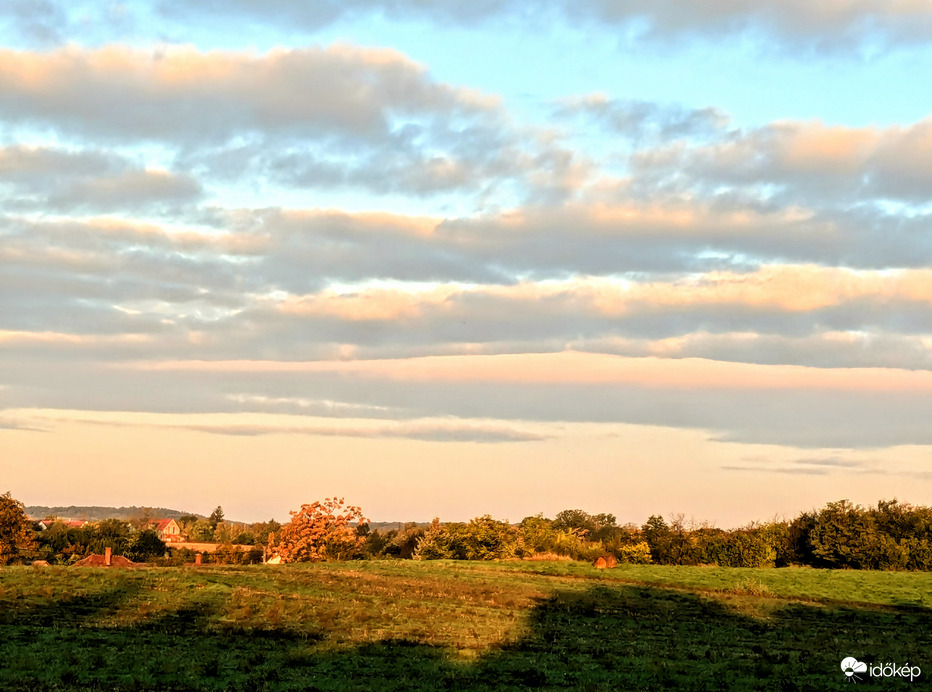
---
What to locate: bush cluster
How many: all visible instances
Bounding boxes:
[357,499,932,571]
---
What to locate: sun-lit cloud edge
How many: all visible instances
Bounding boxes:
[119,351,932,392]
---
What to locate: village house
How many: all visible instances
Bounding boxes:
[37,519,87,530]
[147,518,183,543]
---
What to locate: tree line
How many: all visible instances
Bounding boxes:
[265,497,932,570]
[2,492,931,570]
[0,493,281,565]
[354,499,932,570]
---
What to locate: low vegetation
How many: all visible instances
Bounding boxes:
[1,560,929,690]
[361,499,932,571]
[5,492,932,572]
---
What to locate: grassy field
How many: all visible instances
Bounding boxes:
[1,560,929,691]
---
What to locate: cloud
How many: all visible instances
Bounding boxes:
[171,420,550,443]
[556,94,730,142]
[627,118,932,206]
[722,465,830,476]
[4,197,932,371]
[580,331,932,372]
[0,0,68,46]
[46,169,202,211]
[0,146,202,211]
[9,2,926,67]
[0,44,494,143]
[0,38,928,458]
[566,0,932,49]
[0,45,583,202]
[793,456,868,468]
[723,455,875,475]
[147,0,932,51]
[12,409,550,443]
[0,417,47,432]
[4,354,932,449]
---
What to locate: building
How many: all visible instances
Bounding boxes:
[37,519,87,530]
[147,518,183,543]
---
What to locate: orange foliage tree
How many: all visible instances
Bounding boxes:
[269,497,367,562]
[0,492,36,565]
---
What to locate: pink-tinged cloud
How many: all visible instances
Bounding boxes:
[0,45,496,143]
[125,351,932,393]
[269,265,932,322]
[629,117,932,203]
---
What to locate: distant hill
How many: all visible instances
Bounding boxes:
[26,505,204,521]
[368,521,431,531]
[25,508,427,527]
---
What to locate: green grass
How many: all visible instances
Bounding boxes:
[474,560,932,609]
[1,560,930,690]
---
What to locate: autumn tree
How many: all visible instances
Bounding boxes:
[0,492,36,564]
[269,498,366,562]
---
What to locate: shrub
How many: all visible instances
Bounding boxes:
[414,519,459,560]
[905,538,932,570]
[615,541,652,564]
[460,515,521,560]
[415,516,522,560]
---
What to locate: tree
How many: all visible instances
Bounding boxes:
[269,498,366,562]
[212,521,235,544]
[519,514,558,553]
[459,515,521,560]
[129,507,154,531]
[413,518,458,560]
[177,514,199,532]
[249,519,281,548]
[209,506,225,531]
[0,492,36,564]
[641,515,675,563]
[553,509,595,538]
[127,529,167,562]
[190,519,215,542]
[807,499,873,568]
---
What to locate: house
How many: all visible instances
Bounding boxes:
[37,519,87,530]
[147,518,183,543]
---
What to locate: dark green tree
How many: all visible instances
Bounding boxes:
[128,530,167,562]
[209,506,225,531]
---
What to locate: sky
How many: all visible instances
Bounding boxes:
[2,1,932,526]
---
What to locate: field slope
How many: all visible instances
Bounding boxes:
[1,560,929,690]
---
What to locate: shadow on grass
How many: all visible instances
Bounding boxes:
[1,581,929,691]
[0,580,144,628]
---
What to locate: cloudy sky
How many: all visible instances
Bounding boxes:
[2,1,931,526]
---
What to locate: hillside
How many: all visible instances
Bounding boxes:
[26,505,203,521]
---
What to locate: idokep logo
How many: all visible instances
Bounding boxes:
[841,657,867,682]
[841,656,922,683]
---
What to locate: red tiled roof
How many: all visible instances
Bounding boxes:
[41,519,87,528]
[73,554,136,568]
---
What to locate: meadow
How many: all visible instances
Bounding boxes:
[1,560,929,691]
